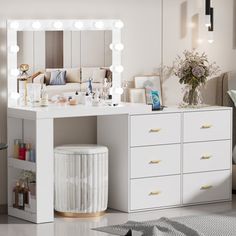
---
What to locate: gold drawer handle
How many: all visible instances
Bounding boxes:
[201,124,212,129]
[201,155,212,160]
[149,191,161,196]
[149,128,161,133]
[149,160,162,164]
[200,185,213,190]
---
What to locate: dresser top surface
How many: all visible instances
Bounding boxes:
[7,103,232,120]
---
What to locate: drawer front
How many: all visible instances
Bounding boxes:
[130,175,180,210]
[183,170,231,204]
[183,140,231,173]
[131,114,181,147]
[131,144,181,178]
[184,110,231,142]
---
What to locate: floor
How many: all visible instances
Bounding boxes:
[0,196,236,236]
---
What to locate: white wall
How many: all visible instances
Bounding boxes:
[0,0,236,207]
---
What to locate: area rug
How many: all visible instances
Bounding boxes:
[93,211,236,236]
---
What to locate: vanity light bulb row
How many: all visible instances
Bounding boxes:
[9,45,19,53]
[32,21,42,30]
[109,43,124,51]
[53,21,63,29]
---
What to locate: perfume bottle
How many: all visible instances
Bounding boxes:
[13,139,22,159]
[25,143,31,161]
[13,182,20,208]
[19,143,26,160]
[18,183,25,210]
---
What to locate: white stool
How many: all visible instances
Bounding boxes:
[54,144,108,217]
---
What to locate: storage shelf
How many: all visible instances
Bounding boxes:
[8,158,36,172]
[8,206,37,223]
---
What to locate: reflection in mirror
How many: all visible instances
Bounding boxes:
[17,30,112,98]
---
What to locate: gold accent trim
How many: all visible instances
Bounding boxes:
[201,124,212,129]
[149,160,162,164]
[200,185,213,190]
[55,211,106,218]
[201,155,212,160]
[149,128,161,133]
[149,191,161,196]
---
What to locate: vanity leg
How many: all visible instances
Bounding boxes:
[36,118,54,223]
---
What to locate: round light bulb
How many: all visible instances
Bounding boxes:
[94,21,104,29]
[115,87,124,95]
[9,45,19,53]
[10,68,19,76]
[10,21,19,30]
[53,21,63,29]
[109,43,124,51]
[32,21,41,30]
[115,65,124,73]
[74,21,84,29]
[114,20,124,29]
[110,65,124,73]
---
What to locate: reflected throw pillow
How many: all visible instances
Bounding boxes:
[49,70,67,85]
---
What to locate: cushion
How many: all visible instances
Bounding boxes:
[81,67,106,83]
[46,68,80,83]
[49,70,67,85]
[66,68,80,83]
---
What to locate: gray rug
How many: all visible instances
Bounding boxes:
[93,211,236,236]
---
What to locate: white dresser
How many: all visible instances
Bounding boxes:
[97,106,232,212]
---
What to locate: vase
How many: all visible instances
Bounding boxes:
[182,85,202,107]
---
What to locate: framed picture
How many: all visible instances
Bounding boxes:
[134,75,162,104]
[129,89,146,103]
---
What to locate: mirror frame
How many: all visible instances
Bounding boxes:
[7,19,124,105]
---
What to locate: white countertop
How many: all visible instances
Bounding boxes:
[7,103,232,120]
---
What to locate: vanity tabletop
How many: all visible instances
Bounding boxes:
[7,103,231,120]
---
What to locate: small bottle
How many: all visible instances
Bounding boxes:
[24,181,30,206]
[18,183,25,210]
[25,144,31,162]
[30,149,35,162]
[13,182,20,208]
[13,139,20,159]
[19,143,26,160]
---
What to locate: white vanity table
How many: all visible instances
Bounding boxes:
[6,18,233,223]
[7,104,232,223]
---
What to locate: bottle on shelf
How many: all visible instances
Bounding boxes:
[13,182,20,208]
[13,139,22,159]
[25,143,31,162]
[24,180,31,207]
[18,183,25,210]
[19,143,26,160]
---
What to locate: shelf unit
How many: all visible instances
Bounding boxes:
[8,116,54,223]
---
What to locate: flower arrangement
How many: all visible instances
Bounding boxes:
[173,50,220,106]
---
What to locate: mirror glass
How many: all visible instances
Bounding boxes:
[16,30,112,98]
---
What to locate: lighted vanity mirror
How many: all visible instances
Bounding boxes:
[7,19,124,105]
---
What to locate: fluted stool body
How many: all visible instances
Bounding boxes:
[54,144,108,217]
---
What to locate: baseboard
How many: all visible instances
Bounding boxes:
[0,204,7,214]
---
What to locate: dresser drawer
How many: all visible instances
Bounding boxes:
[130,175,180,210]
[183,170,231,204]
[183,140,231,173]
[130,114,181,147]
[183,110,231,142]
[131,144,180,178]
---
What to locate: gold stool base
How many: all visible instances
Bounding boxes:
[55,210,106,218]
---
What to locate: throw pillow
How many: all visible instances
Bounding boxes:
[49,70,67,85]
[92,68,106,83]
